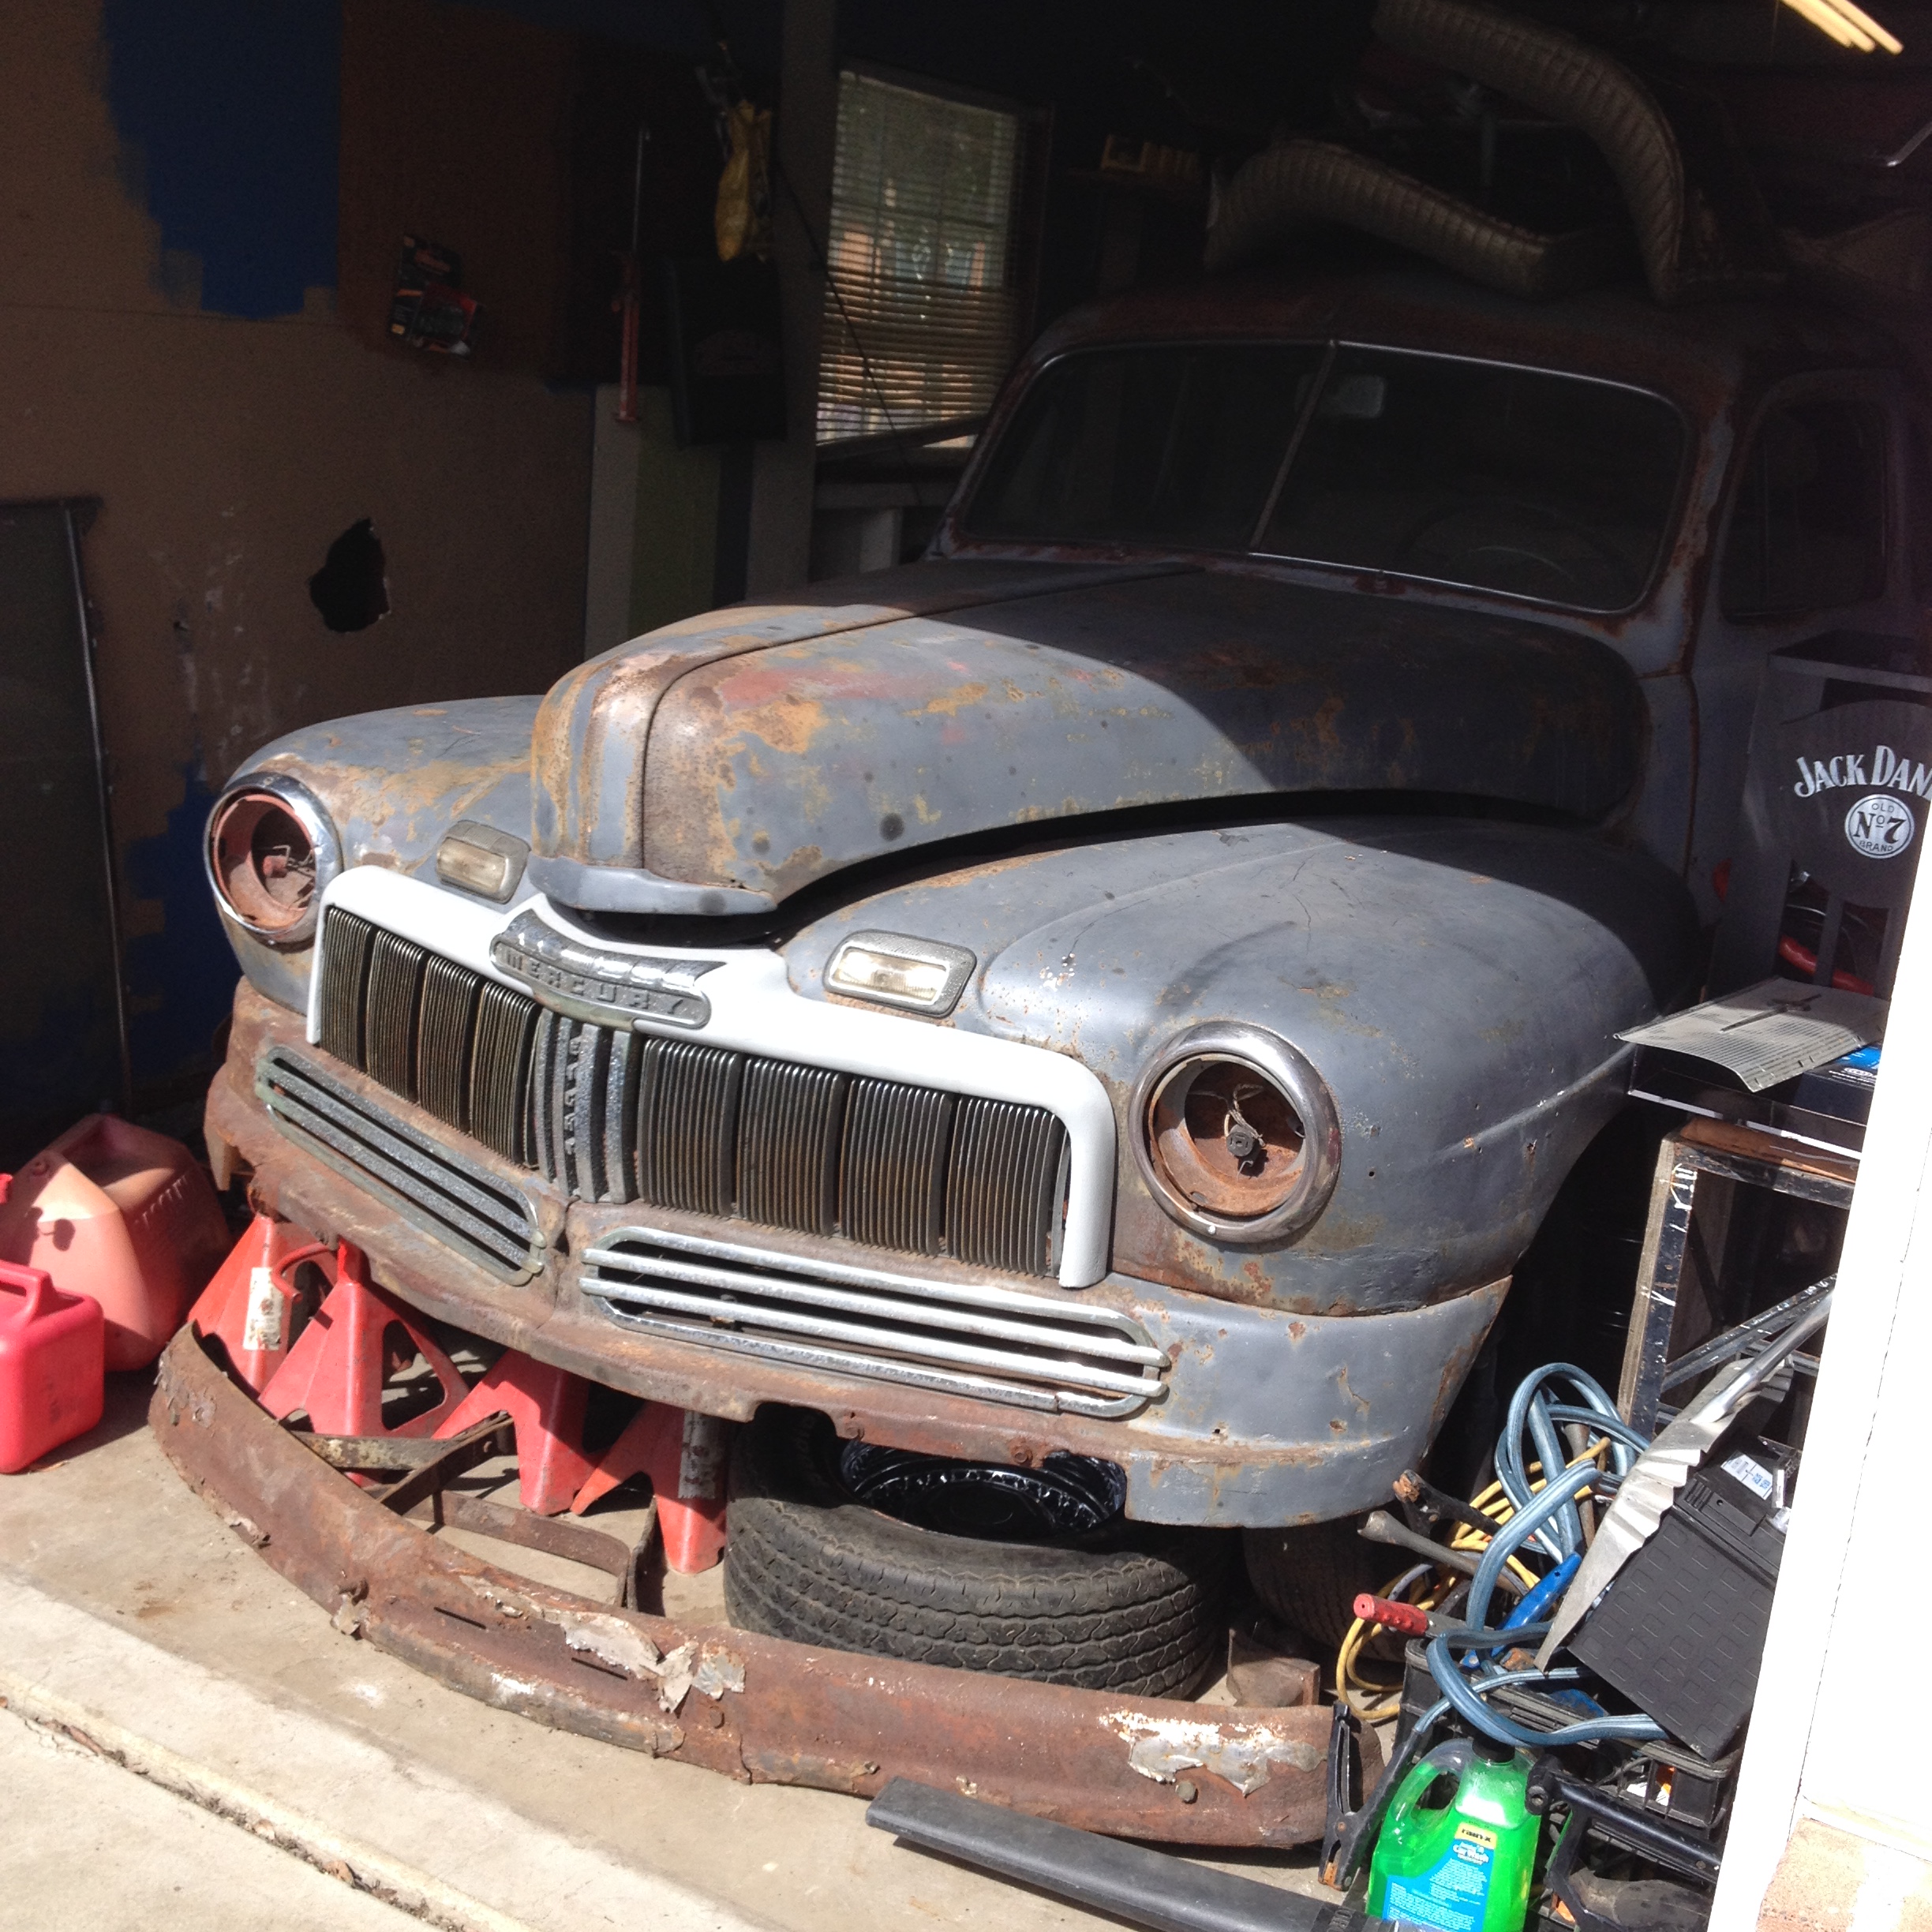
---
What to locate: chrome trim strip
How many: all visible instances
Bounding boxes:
[589,1305,1152,1419]
[582,1222,1165,1417]
[586,1249,1160,1367]
[584,1222,1139,1331]
[586,1276,1159,1398]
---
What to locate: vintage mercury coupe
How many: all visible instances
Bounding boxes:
[200,264,1918,1689]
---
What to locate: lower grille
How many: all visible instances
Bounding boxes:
[582,1225,1163,1417]
[256,1046,543,1282]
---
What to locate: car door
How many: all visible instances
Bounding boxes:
[1685,372,1916,927]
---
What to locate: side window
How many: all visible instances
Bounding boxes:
[1720,399,1888,618]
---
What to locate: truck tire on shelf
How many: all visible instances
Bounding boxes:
[724,1406,1234,1697]
[1242,1515,1388,1653]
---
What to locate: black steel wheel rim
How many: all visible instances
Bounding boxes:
[836,1441,1126,1541]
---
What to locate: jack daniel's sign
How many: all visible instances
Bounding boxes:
[1770,697,1932,897]
[1791,743,1927,859]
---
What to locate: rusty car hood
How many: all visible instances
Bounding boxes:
[536,560,1645,909]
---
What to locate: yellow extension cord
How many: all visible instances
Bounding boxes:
[1335,1443,1610,1721]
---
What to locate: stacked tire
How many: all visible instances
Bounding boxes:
[724,1406,1234,1698]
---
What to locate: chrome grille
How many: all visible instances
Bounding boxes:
[256,1046,541,1281]
[313,911,1072,1279]
[635,1036,742,1215]
[365,930,427,1096]
[314,908,536,1166]
[471,983,538,1163]
[738,1059,848,1235]
[582,1226,1163,1417]
[842,1077,955,1255]
[949,1097,1073,1278]
[417,954,480,1126]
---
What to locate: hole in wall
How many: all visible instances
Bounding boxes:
[309,519,390,633]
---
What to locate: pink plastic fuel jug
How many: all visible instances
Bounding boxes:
[0,1260,104,1473]
[0,1116,230,1371]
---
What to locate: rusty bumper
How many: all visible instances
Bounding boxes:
[150,1327,1371,1846]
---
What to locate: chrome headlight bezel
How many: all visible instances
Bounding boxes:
[1129,1021,1342,1244]
[204,771,343,949]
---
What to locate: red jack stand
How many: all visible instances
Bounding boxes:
[258,1245,466,1440]
[572,1404,729,1573]
[189,1214,335,1398]
[433,1352,593,1516]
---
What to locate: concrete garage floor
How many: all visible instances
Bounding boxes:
[0,1372,1331,1930]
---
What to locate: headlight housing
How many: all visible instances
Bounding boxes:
[1131,1023,1340,1243]
[204,773,341,947]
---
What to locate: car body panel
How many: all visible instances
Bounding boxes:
[637,571,1647,903]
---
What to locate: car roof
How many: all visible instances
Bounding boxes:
[1027,264,1906,417]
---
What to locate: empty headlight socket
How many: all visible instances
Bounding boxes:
[204,773,342,948]
[1130,1021,1342,1243]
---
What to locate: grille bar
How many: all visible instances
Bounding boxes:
[949,1097,1069,1277]
[636,1036,742,1215]
[738,1058,848,1235]
[317,909,375,1065]
[257,1046,542,1281]
[842,1077,955,1256]
[365,929,429,1099]
[470,983,537,1166]
[582,1225,1163,1418]
[532,1010,641,1204]
[417,954,480,1127]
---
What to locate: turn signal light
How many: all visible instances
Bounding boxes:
[826,931,976,1015]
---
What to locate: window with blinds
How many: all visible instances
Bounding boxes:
[817,70,1024,446]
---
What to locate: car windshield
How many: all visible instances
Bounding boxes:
[963,343,1687,612]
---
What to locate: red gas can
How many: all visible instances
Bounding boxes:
[0,1116,230,1371]
[0,1260,104,1473]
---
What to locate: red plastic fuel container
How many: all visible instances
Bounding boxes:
[0,1116,229,1371]
[0,1260,104,1473]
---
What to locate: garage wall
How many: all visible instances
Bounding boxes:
[0,0,593,1118]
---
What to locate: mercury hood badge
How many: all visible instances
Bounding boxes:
[490,908,722,1030]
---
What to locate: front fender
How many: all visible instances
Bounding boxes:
[215,696,540,1011]
[787,814,1698,1315]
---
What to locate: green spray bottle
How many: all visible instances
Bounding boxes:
[1366,1735,1540,1932]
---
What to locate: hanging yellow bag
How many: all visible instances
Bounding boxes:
[716,100,773,262]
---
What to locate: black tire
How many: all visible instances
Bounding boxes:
[724,1408,1234,1697]
[1242,1515,1390,1653]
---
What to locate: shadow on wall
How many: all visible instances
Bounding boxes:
[122,762,241,1108]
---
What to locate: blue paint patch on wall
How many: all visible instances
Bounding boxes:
[122,763,241,1093]
[101,0,339,320]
